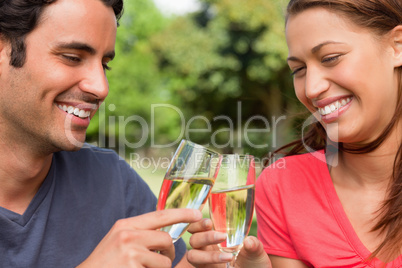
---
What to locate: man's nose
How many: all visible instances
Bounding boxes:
[78,64,109,100]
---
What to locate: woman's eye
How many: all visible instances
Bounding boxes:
[290,66,306,76]
[322,55,342,64]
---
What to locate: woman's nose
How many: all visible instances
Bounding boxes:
[305,67,330,100]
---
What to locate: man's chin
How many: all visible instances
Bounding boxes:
[60,134,86,152]
[62,129,87,150]
[68,143,84,151]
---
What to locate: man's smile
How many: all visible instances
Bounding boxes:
[57,104,91,119]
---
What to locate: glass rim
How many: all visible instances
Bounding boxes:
[219,154,254,159]
[179,139,220,156]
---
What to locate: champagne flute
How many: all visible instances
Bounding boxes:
[208,154,256,268]
[156,140,221,242]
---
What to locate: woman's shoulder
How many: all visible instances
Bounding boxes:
[257,149,328,189]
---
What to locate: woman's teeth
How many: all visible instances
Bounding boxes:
[318,97,352,116]
[58,104,91,118]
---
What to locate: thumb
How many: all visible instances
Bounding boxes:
[237,236,271,268]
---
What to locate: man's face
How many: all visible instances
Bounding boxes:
[0,0,117,155]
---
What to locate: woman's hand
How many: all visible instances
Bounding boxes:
[187,218,271,268]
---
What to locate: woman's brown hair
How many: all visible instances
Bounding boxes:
[271,0,402,262]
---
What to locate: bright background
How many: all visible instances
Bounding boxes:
[86,0,303,249]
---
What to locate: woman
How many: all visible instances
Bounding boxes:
[187,0,402,267]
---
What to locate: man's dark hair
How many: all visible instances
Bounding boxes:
[0,0,124,68]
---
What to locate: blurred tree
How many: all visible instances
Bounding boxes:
[151,0,302,157]
[86,0,306,160]
[86,0,185,155]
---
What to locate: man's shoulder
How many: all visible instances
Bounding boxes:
[53,144,144,187]
[54,144,130,176]
[57,144,121,162]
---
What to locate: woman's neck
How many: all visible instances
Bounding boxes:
[335,121,401,188]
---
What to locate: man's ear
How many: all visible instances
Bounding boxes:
[0,37,11,76]
[390,25,402,68]
[0,37,7,75]
[0,40,4,76]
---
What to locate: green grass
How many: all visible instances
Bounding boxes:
[136,166,258,249]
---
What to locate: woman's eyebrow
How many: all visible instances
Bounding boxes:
[287,41,346,62]
[311,41,345,54]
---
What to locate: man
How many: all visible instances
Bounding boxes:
[0,0,199,267]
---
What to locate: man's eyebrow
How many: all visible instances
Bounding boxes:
[55,41,115,60]
[287,41,345,62]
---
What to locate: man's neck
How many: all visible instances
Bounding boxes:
[0,144,53,215]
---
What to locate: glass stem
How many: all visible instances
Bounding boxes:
[226,253,238,268]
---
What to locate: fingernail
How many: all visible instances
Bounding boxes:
[214,232,227,241]
[219,253,233,262]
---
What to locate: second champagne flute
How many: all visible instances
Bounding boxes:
[156,140,220,242]
[208,154,256,268]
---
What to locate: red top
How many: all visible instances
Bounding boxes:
[256,150,402,267]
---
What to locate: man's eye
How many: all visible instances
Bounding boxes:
[63,55,81,63]
[103,63,112,71]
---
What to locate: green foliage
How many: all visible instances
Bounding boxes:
[87,0,182,149]
[86,0,304,159]
[151,0,299,156]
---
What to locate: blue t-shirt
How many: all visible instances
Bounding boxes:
[0,146,186,267]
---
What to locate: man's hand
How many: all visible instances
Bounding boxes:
[187,218,271,268]
[77,209,202,268]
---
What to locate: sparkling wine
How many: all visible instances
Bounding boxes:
[157,177,214,242]
[209,184,255,253]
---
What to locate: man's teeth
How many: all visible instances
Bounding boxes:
[318,97,352,116]
[58,104,91,118]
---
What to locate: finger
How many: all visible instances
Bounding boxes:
[136,249,173,268]
[96,231,174,268]
[159,240,176,263]
[187,218,213,234]
[187,249,233,265]
[109,229,173,252]
[117,209,203,230]
[110,230,175,266]
[189,230,227,249]
[158,250,175,265]
[141,230,174,250]
[241,236,266,257]
[238,236,271,266]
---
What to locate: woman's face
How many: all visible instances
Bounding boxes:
[286,7,399,144]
